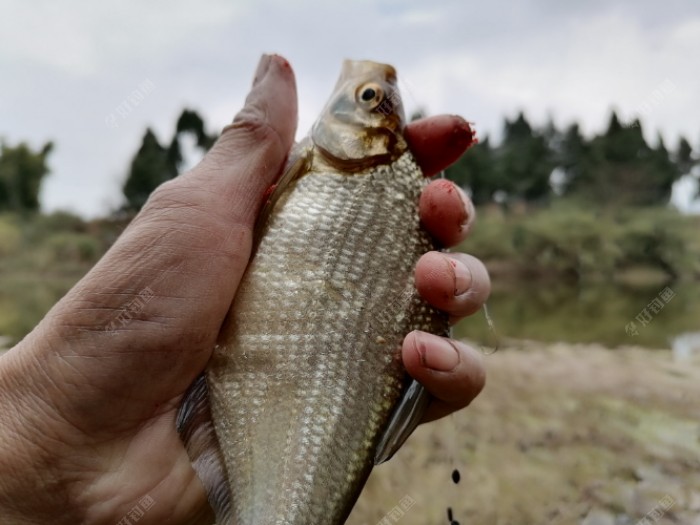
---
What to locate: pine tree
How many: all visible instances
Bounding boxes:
[445,137,496,205]
[122,109,217,211]
[122,129,176,211]
[675,136,694,175]
[564,112,682,206]
[557,123,596,197]
[496,112,554,203]
[0,141,53,212]
[176,109,217,150]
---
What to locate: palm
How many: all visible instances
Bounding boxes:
[89,402,214,524]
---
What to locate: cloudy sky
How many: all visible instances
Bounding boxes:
[1,0,698,216]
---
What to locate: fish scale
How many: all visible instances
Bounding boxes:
[177,59,451,525]
[205,151,446,524]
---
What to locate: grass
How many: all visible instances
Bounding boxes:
[0,211,114,344]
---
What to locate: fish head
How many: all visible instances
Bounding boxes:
[311,60,408,170]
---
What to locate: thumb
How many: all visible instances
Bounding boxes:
[8,55,298,431]
[187,53,298,226]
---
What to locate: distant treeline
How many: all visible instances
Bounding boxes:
[0,108,697,214]
[0,109,217,215]
[445,111,696,208]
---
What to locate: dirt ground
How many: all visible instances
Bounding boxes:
[348,341,700,525]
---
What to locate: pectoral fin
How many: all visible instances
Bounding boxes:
[177,374,235,525]
[373,379,430,465]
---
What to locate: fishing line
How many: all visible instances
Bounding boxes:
[479,302,500,355]
[441,305,497,525]
[441,410,464,525]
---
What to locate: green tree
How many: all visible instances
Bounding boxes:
[496,112,555,203]
[564,112,682,206]
[0,141,53,213]
[446,137,498,205]
[556,123,596,197]
[648,134,680,202]
[122,129,176,211]
[176,109,217,150]
[122,109,217,211]
[675,136,694,175]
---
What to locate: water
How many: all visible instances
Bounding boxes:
[671,331,700,362]
[453,281,700,350]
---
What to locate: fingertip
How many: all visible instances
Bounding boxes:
[415,251,464,308]
[419,180,474,247]
[415,251,491,320]
[402,332,486,422]
[184,55,298,224]
[402,330,424,376]
[405,115,476,177]
[402,331,485,390]
[226,53,298,149]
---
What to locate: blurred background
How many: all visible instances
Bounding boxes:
[1,0,698,523]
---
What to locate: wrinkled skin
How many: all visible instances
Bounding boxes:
[0,55,490,525]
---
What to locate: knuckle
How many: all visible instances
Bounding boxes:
[202,109,287,174]
[137,179,213,227]
[221,105,285,151]
[145,179,192,210]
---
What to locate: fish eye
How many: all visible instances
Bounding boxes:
[356,83,384,109]
[361,88,376,101]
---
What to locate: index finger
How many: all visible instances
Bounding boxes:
[405,115,476,177]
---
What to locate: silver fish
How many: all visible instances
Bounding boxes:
[178,59,449,525]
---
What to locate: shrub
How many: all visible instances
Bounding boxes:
[0,214,21,257]
[460,202,699,283]
[46,232,100,264]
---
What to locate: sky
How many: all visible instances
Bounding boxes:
[1,0,699,217]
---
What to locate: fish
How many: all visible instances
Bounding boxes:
[177,59,450,525]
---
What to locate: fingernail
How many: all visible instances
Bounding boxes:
[415,332,460,372]
[447,256,472,296]
[452,117,477,150]
[253,54,273,86]
[457,188,475,232]
[230,55,276,128]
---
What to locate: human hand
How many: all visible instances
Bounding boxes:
[0,55,488,524]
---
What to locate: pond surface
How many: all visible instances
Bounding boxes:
[453,280,700,350]
[2,277,698,354]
